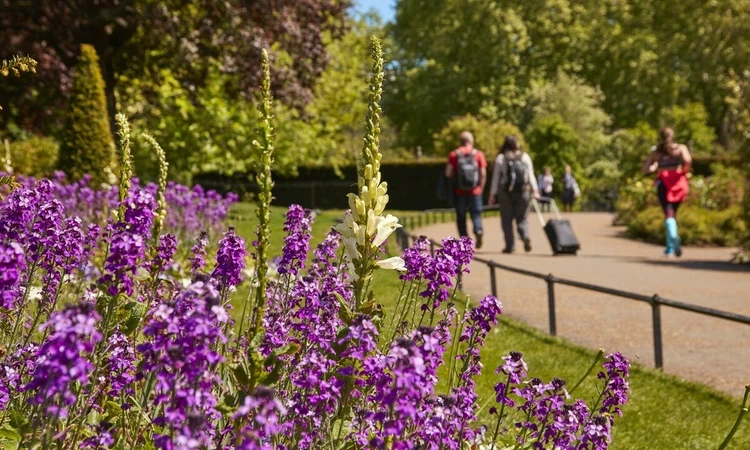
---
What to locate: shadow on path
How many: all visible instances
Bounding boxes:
[639,258,750,273]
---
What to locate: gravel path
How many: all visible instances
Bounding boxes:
[417,212,750,396]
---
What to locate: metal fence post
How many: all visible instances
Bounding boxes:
[651,295,664,370]
[489,261,498,298]
[418,214,423,228]
[429,240,436,256]
[442,210,447,223]
[546,275,557,336]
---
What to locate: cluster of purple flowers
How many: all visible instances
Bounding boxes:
[421,236,474,308]
[485,352,631,450]
[213,228,246,290]
[138,280,228,448]
[277,205,312,276]
[23,302,102,418]
[0,169,632,450]
[0,241,25,309]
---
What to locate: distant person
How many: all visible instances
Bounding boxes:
[561,165,579,212]
[537,167,554,212]
[642,127,692,257]
[445,131,487,248]
[489,136,540,253]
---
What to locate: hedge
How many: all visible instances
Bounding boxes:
[195,155,737,211]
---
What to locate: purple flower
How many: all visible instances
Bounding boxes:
[149,233,178,275]
[23,302,102,418]
[99,229,146,296]
[400,236,431,281]
[598,352,630,417]
[232,386,288,450]
[212,227,246,289]
[189,232,209,275]
[137,280,227,448]
[495,351,527,385]
[277,205,313,276]
[0,242,25,310]
[105,331,136,397]
[122,189,156,237]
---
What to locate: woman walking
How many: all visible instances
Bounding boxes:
[642,127,692,257]
[489,136,540,253]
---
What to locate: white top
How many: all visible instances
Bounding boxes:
[489,151,539,195]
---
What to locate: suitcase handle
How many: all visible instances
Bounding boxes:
[531,199,547,227]
[534,196,564,220]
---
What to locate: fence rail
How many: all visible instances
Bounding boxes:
[395,207,750,370]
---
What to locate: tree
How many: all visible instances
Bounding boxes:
[659,103,717,155]
[521,72,612,162]
[432,114,525,157]
[0,0,351,135]
[388,0,531,151]
[58,45,116,184]
[525,115,581,177]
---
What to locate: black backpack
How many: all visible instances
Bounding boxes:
[455,149,479,191]
[505,157,526,193]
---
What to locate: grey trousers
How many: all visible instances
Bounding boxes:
[498,190,531,251]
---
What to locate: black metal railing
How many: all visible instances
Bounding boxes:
[395,207,750,370]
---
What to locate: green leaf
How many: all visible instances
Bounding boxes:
[233,363,250,386]
[336,292,354,325]
[104,401,123,419]
[0,425,21,442]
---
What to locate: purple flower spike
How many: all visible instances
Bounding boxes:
[0,242,25,310]
[277,205,313,276]
[212,227,246,289]
[23,302,102,418]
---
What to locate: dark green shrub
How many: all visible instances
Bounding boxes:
[6,136,59,177]
[58,44,115,185]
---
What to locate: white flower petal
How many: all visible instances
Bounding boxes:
[376,256,406,271]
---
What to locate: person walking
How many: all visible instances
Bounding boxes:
[561,165,579,212]
[642,127,692,257]
[445,131,487,248]
[489,136,540,253]
[537,167,554,212]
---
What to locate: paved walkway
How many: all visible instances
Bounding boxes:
[417,213,750,396]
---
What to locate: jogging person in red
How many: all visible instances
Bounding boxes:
[642,127,692,257]
[445,131,487,248]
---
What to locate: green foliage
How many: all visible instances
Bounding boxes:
[4,136,59,177]
[659,103,717,155]
[581,160,621,211]
[0,55,37,77]
[522,72,612,161]
[433,114,526,156]
[388,0,530,150]
[606,124,658,179]
[626,206,745,247]
[525,115,581,176]
[58,44,115,185]
[617,166,745,246]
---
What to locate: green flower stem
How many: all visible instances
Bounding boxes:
[250,48,275,341]
[568,348,605,395]
[718,385,750,450]
[115,113,133,221]
[141,133,168,239]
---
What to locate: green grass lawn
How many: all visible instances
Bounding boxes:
[228,203,748,449]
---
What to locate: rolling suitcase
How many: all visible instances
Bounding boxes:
[532,198,580,255]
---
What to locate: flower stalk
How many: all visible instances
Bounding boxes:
[250,48,275,340]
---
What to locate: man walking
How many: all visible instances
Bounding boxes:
[445,131,487,248]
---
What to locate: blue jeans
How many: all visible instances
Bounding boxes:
[454,194,483,237]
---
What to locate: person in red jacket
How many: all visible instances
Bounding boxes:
[445,131,487,248]
[642,127,692,257]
